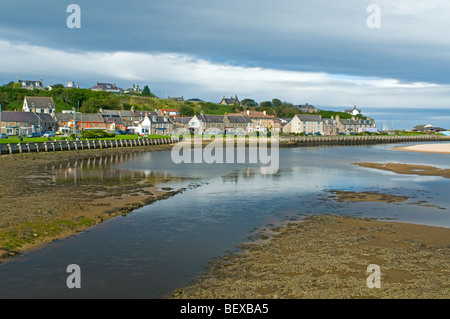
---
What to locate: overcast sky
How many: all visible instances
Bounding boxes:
[1,0,449,129]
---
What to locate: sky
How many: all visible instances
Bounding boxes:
[0,0,449,129]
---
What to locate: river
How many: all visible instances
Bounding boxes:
[0,142,449,298]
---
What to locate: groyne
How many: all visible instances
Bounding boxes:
[0,137,179,155]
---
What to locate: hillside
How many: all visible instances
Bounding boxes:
[0,84,365,119]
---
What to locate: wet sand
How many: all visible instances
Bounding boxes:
[0,145,187,262]
[173,214,450,299]
[354,162,450,179]
[393,143,450,154]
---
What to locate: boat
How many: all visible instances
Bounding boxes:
[442,131,450,136]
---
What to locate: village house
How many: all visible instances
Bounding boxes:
[220,95,240,105]
[223,114,253,134]
[167,96,184,102]
[322,117,337,135]
[22,96,56,116]
[54,113,106,134]
[0,111,55,136]
[172,117,193,132]
[230,110,276,133]
[99,109,137,129]
[135,114,173,136]
[334,115,376,134]
[344,105,362,116]
[158,109,180,118]
[101,114,125,132]
[17,77,45,90]
[282,114,324,135]
[189,114,225,134]
[295,103,319,113]
[90,82,124,93]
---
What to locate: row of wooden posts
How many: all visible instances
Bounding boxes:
[0,138,179,155]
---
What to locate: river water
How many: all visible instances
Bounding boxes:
[0,142,449,298]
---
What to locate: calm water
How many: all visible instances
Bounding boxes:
[0,142,449,299]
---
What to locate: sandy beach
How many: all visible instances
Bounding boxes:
[393,143,450,154]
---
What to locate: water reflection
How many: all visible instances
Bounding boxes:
[49,152,175,184]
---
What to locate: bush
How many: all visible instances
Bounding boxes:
[81,130,116,139]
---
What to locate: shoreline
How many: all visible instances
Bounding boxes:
[393,142,450,154]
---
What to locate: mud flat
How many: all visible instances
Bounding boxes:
[172,214,450,299]
[393,143,450,154]
[354,162,450,179]
[0,144,189,262]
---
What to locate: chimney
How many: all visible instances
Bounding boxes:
[246,110,250,115]
[263,110,266,116]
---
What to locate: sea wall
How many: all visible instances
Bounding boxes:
[1,135,448,155]
[279,134,450,146]
[0,138,179,155]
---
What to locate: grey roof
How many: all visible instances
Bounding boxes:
[55,113,104,122]
[1,111,40,124]
[172,117,192,123]
[24,97,55,109]
[101,109,135,117]
[101,114,123,124]
[296,115,323,122]
[1,111,55,124]
[227,115,252,124]
[90,82,123,91]
[134,111,158,117]
[196,115,224,123]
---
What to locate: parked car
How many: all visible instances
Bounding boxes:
[43,131,56,137]
[27,132,41,138]
[0,133,8,139]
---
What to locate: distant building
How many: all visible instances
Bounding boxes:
[167,96,184,102]
[90,82,124,93]
[295,103,318,113]
[344,105,361,116]
[412,124,447,132]
[124,84,142,94]
[66,81,79,88]
[22,96,56,116]
[220,95,240,105]
[17,76,45,90]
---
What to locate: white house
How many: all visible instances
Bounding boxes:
[22,96,56,116]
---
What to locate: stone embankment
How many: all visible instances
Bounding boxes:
[279,134,449,146]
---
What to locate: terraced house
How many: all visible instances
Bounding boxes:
[0,111,55,136]
[333,115,376,134]
[282,114,324,135]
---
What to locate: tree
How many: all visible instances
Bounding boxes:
[272,98,282,108]
[259,101,273,108]
[141,85,153,97]
[241,98,258,107]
